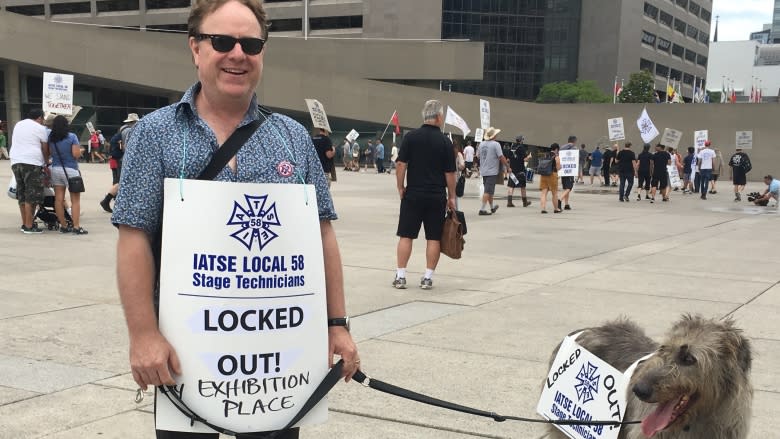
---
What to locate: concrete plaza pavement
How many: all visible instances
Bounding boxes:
[1,163,778,438]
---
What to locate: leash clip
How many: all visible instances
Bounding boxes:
[135,388,145,404]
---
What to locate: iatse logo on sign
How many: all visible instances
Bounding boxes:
[227,194,282,252]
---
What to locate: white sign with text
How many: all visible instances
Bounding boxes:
[156,179,329,433]
[661,128,682,150]
[479,99,491,130]
[607,118,625,142]
[304,99,332,133]
[694,130,708,149]
[42,72,74,116]
[346,129,359,142]
[558,149,580,178]
[474,128,484,143]
[537,334,629,439]
[735,131,753,150]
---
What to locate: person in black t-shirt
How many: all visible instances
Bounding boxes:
[312,128,334,187]
[636,143,653,200]
[602,145,615,186]
[393,100,457,291]
[504,135,532,207]
[650,143,672,202]
[615,142,637,202]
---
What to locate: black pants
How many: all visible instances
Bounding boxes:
[602,163,611,184]
[619,173,634,199]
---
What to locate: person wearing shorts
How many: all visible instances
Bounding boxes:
[539,143,561,213]
[505,135,531,207]
[10,108,49,234]
[477,127,509,215]
[650,144,671,203]
[393,100,457,290]
[588,146,603,185]
[558,135,577,210]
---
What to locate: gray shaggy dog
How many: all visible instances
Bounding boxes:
[540,315,752,439]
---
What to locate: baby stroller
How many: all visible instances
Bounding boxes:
[35,187,72,230]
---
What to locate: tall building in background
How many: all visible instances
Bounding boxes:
[773,0,780,43]
[0,0,711,101]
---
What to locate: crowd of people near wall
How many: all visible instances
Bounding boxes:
[5,110,136,234]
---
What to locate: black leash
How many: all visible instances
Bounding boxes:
[158,360,345,438]
[352,369,640,427]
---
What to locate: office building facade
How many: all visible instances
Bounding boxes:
[773,0,780,43]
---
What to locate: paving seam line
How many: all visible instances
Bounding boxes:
[329,408,508,439]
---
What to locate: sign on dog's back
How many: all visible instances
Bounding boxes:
[537,333,630,439]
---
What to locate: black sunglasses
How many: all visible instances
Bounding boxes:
[194,33,266,55]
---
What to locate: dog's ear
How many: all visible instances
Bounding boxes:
[721,320,752,374]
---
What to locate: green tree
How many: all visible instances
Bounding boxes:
[708,91,722,103]
[617,70,655,103]
[536,80,611,103]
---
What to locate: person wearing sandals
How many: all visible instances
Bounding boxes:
[539,143,562,214]
[48,115,88,235]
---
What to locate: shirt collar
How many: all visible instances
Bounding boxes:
[175,82,261,126]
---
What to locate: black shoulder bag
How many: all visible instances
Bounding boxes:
[51,138,85,193]
[157,112,346,437]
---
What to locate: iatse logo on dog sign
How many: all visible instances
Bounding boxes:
[537,333,630,439]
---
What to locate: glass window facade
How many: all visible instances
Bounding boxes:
[659,10,673,27]
[640,58,654,72]
[309,15,362,30]
[270,18,303,32]
[655,63,669,78]
[6,4,45,15]
[657,37,672,52]
[97,0,139,13]
[146,0,191,9]
[441,0,580,101]
[644,2,659,20]
[50,2,91,15]
[642,30,657,46]
[674,17,687,34]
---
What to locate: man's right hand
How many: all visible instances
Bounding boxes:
[129,330,181,390]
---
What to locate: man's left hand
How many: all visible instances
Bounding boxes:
[328,326,359,382]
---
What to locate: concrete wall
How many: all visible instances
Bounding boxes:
[361,0,442,40]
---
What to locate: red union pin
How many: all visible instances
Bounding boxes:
[277,160,294,177]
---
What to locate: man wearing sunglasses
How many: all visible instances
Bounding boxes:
[111,1,359,438]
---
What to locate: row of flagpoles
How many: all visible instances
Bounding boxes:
[613,74,763,105]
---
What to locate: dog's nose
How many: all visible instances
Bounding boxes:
[633,382,653,401]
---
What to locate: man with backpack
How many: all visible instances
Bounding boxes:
[729,148,752,202]
[99,113,138,213]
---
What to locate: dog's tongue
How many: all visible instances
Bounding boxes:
[641,398,679,438]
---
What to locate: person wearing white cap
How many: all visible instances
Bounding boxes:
[477,126,509,215]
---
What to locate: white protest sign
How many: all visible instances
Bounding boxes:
[736,131,753,150]
[474,128,484,143]
[42,72,74,116]
[636,108,659,144]
[156,179,329,433]
[558,149,580,178]
[479,99,491,130]
[661,128,683,149]
[668,165,682,189]
[694,130,708,149]
[537,334,629,439]
[304,99,332,133]
[607,117,625,142]
[445,106,471,137]
[85,121,95,135]
[346,129,359,142]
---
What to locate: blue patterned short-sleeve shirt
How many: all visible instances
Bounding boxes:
[112,82,336,234]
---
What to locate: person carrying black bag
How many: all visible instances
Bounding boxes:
[48,115,87,235]
[505,135,531,207]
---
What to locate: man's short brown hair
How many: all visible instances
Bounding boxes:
[188,0,269,38]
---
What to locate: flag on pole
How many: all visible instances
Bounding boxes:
[391,111,401,134]
[636,107,660,144]
[666,80,674,103]
[731,87,737,104]
[445,106,471,137]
